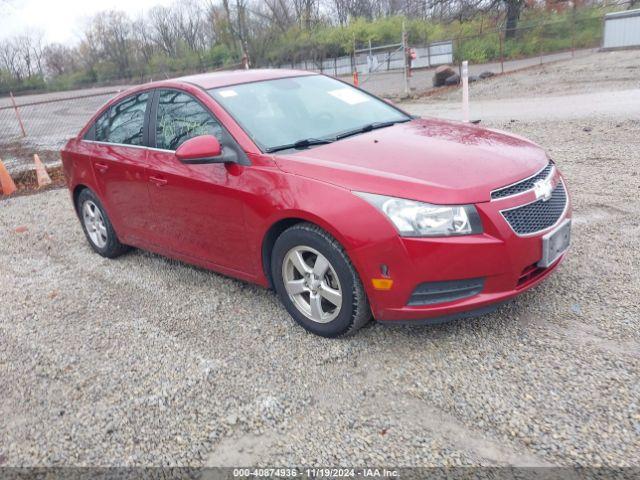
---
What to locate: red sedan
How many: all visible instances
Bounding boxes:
[61,69,571,337]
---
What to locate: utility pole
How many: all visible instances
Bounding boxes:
[402,21,409,97]
[571,3,577,57]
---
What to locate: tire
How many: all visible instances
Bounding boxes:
[271,222,371,337]
[76,188,130,258]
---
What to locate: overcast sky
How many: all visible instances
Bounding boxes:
[0,0,174,44]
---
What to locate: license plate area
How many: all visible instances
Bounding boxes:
[538,219,571,268]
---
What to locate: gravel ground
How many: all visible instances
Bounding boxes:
[1,53,640,468]
[412,49,640,103]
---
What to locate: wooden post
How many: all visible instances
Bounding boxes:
[539,24,543,66]
[351,33,356,74]
[499,33,504,74]
[9,92,26,137]
[461,61,469,123]
[539,36,543,66]
[241,41,250,69]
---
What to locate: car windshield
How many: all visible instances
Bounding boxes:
[209,75,410,152]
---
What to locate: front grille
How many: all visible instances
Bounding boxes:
[502,181,567,235]
[491,163,554,200]
[408,278,484,306]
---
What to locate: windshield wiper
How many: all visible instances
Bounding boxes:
[334,119,410,141]
[265,118,410,153]
[266,138,333,153]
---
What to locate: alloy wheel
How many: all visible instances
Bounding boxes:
[82,200,108,249]
[282,245,343,323]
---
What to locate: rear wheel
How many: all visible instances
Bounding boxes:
[76,188,129,258]
[271,223,370,337]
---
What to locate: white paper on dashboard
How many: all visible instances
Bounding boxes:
[328,88,369,105]
[218,90,238,98]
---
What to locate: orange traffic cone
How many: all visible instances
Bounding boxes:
[34,154,51,188]
[0,158,17,196]
[353,70,359,87]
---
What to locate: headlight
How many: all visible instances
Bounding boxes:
[354,192,482,237]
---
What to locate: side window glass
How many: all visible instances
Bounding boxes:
[106,92,149,146]
[93,110,110,142]
[156,90,222,151]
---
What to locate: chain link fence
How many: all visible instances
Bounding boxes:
[0,88,124,175]
[269,14,603,97]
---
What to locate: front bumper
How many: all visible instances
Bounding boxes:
[349,177,571,323]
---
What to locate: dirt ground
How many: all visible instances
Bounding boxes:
[351,47,602,98]
[413,48,640,103]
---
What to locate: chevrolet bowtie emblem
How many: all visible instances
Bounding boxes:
[533,177,554,201]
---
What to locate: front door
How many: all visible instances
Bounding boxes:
[145,89,250,272]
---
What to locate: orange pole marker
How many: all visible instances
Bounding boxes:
[0,158,17,196]
[353,70,359,87]
[33,154,52,188]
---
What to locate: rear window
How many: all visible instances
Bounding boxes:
[86,92,149,146]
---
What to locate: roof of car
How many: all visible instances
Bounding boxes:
[176,68,316,89]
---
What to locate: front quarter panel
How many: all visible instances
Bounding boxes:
[244,166,402,290]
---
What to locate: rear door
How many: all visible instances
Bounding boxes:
[145,88,251,271]
[84,91,153,243]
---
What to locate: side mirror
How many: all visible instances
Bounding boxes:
[175,135,226,164]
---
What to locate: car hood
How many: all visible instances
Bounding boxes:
[273,118,549,204]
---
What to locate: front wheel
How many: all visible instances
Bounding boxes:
[271,223,371,337]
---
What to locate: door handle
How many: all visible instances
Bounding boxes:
[149,176,168,187]
[94,162,109,174]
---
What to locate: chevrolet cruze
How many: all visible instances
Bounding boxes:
[61,69,571,337]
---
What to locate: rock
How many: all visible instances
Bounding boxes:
[433,65,455,87]
[444,73,460,86]
[479,71,495,79]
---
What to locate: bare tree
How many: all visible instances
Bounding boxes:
[262,0,296,31]
[0,38,23,82]
[96,11,133,75]
[132,18,156,65]
[43,43,76,77]
[174,0,208,52]
[148,5,179,56]
[293,0,320,28]
[329,0,380,23]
